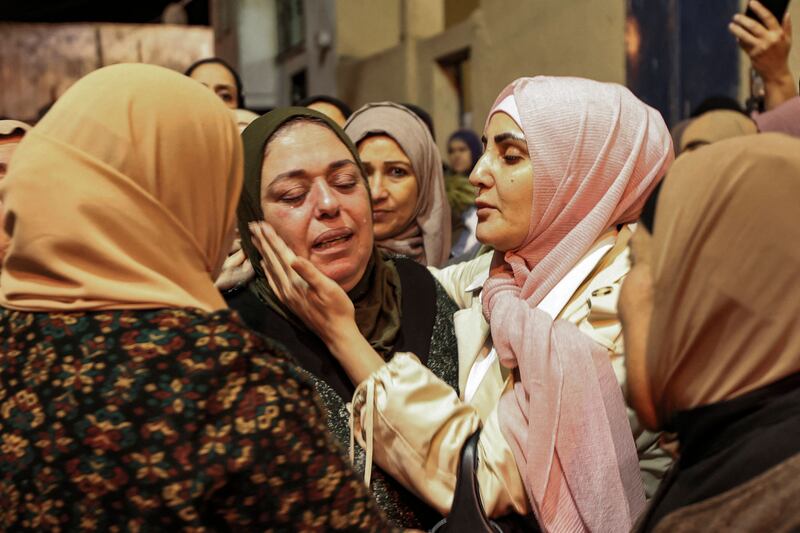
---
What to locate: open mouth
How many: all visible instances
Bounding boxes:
[312,228,354,250]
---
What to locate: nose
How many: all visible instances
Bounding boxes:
[369,173,389,204]
[312,179,341,219]
[469,152,493,190]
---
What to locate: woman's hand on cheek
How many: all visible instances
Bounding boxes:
[249,221,358,345]
[249,221,386,385]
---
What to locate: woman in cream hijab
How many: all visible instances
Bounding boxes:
[0,64,388,530]
[621,133,800,532]
[345,102,451,267]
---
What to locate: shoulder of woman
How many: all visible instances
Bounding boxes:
[393,256,437,294]
[427,253,492,307]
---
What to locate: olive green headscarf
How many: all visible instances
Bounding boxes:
[237,107,403,356]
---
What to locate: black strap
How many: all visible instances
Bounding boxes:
[430,429,501,533]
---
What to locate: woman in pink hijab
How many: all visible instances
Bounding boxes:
[479,78,673,530]
[250,76,674,531]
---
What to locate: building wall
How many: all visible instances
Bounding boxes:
[338,40,413,107]
[339,0,626,153]
[336,0,401,59]
[404,0,445,40]
[237,0,280,109]
[470,0,626,130]
[444,0,479,29]
[789,2,800,87]
[211,0,239,71]
[0,23,213,122]
[415,17,474,149]
[273,0,339,104]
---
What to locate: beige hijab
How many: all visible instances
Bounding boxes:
[647,133,800,427]
[0,63,243,312]
[679,110,757,153]
[345,102,451,267]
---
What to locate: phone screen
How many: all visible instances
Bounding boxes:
[745,0,791,23]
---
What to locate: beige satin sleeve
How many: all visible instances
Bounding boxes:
[351,352,529,517]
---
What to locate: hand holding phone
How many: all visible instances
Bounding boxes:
[745,0,790,24]
[730,0,792,79]
[730,0,797,110]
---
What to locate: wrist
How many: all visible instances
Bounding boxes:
[326,324,385,386]
[760,65,794,84]
[763,70,799,110]
[325,322,363,355]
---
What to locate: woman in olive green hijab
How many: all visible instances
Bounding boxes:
[226,107,460,529]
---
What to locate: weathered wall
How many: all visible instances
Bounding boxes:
[336,0,402,59]
[470,0,626,131]
[0,23,213,122]
[415,17,473,151]
[338,40,413,108]
[339,0,626,154]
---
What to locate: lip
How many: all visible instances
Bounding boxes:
[312,227,354,251]
[372,209,392,222]
[474,199,497,219]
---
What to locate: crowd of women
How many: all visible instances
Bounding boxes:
[0,2,798,531]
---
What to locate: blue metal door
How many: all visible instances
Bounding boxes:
[627,0,741,127]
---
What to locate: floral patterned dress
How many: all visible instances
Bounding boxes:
[0,307,393,532]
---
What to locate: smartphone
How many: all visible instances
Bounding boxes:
[745,0,791,23]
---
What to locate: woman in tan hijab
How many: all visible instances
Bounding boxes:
[345,102,451,267]
[620,133,800,531]
[0,64,389,530]
[0,119,31,263]
[678,109,757,153]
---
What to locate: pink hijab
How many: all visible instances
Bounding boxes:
[483,77,673,531]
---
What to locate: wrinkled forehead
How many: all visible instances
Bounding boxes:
[262,120,357,182]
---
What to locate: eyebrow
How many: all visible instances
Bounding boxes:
[269,159,358,186]
[493,132,526,144]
